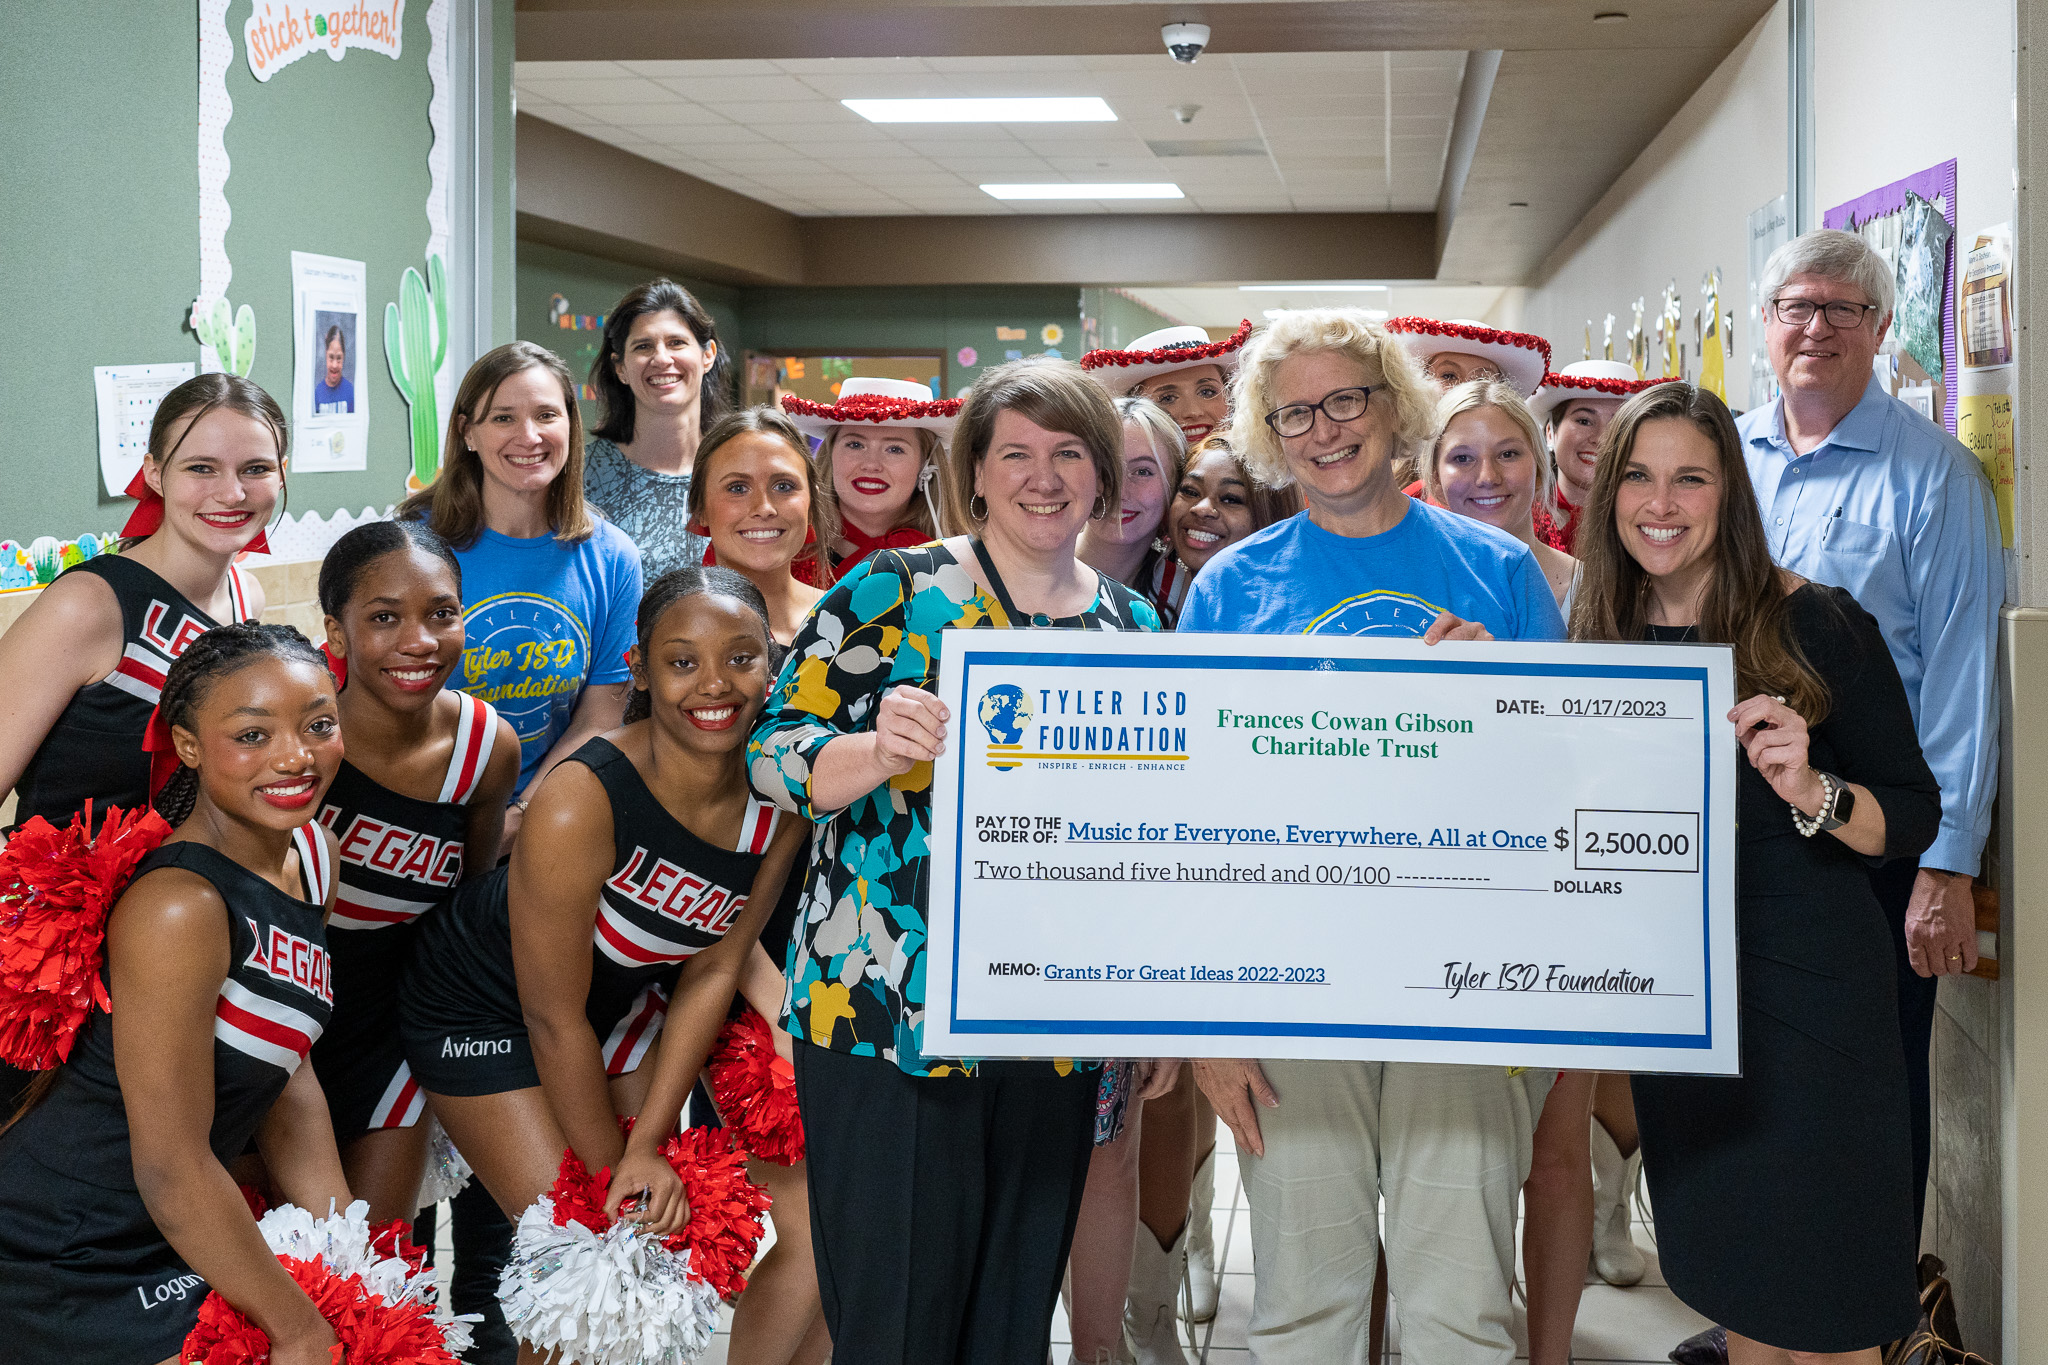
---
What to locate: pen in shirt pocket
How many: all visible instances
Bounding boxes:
[1820,505,1845,545]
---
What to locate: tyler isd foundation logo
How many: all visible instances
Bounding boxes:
[977,684,1032,771]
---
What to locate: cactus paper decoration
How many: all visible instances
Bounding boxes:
[192,297,257,377]
[386,254,449,491]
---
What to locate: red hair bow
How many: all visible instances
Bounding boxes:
[140,705,182,805]
[120,466,273,554]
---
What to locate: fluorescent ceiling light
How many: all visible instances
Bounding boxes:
[844,97,1115,123]
[1239,283,1391,292]
[1264,306,1389,321]
[981,182,1184,200]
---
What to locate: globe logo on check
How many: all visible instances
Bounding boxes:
[977,685,1032,771]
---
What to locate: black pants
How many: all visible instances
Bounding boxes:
[1869,857,1937,1232]
[794,1041,1097,1365]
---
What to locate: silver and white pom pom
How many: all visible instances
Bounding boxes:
[416,1115,475,1209]
[499,1196,721,1365]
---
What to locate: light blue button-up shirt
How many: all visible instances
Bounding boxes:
[1738,375,2001,874]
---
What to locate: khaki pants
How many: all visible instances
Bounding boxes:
[1240,1060,1552,1365]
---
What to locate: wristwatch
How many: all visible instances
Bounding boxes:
[1792,771,1854,837]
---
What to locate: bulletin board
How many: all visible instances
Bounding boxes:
[743,353,947,408]
[1824,159,1958,434]
[0,0,457,545]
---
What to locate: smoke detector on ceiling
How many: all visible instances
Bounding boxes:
[1172,103,1202,124]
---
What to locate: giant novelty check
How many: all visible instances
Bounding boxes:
[924,631,1739,1075]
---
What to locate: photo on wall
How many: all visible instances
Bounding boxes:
[291,250,369,472]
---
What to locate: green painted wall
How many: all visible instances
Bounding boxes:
[739,285,1082,396]
[1080,287,1180,352]
[0,2,200,543]
[222,0,434,518]
[515,240,1084,407]
[514,242,742,422]
[0,0,516,545]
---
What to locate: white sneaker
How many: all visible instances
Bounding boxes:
[1180,1148,1219,1324]
[1589,1117,1647,1286]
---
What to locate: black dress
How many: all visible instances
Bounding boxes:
[1632,584,1939,1352]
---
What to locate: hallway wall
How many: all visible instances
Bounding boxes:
[1512,5,1786,409]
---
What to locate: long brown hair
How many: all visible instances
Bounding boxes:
[398,342,594,548]
[688,407,838,586]
[1569,382,1829,722]
[589,279,729,443]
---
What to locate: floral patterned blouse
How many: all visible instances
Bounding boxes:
[747,543,1161,1077]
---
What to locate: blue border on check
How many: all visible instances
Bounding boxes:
[944,650,1716,1051]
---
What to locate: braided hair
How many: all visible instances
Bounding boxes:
[622,567,776,725]
[153,622,330,826]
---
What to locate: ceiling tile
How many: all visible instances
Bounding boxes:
[514,60,633,81]
[578,103,730,129]
[920,56,1088,74]
[515,77,683,105]
[519,50,1457,221]
[709,101,857,125]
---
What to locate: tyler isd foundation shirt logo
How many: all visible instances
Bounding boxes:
[978,684,1031,771]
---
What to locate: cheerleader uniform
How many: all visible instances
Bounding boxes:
[12,554,258,829]
[400,736,780,1097]
[311,693,500,1140]
[0,828,334,1363]
[3,554,258,1111]
[1144,550,1190,630]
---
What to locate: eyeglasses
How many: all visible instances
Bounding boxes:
[1770,297,1879,329]
[1264,385,1377,438]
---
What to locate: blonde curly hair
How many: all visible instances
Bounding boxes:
[1227,309,1438,489]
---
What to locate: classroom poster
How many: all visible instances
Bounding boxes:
[292,251,370,472]
[1824,160,1959,434]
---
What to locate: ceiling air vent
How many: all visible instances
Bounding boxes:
[1144,138,1268,158]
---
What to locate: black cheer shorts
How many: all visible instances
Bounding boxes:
[397,878,542,1097]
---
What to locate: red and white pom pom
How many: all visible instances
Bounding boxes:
[182,1199,476,1365]
[499,1126,772,1364]
[0,801,169,1071]
[708,1006,806,1166]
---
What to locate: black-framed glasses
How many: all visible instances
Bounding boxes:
[1770,297,1879,329]
[1264,385,1377,438]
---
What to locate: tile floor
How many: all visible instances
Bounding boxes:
[443,1124,1709,1364]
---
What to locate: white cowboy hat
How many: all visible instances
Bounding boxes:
[1384,317,1552,398]
[1527,360,1670,424]
[1080,319,1252,394]
[781,377,962,441]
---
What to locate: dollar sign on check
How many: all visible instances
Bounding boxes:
[1554,827,1570,850]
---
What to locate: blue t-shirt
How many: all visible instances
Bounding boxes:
[452,520,643,791]
[1178,501,1565,643]
[313,377,355,415]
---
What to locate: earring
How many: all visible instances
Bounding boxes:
[1091,495,1110,520]
[969,494,988,520]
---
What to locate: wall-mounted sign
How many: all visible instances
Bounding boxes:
[996,326,1027,341]
[245,0,405,82]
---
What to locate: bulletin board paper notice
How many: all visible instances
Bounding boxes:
[292,251,370,472]
[95,362,196,496]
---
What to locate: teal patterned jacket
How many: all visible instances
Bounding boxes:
[746,543,1159,1076]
